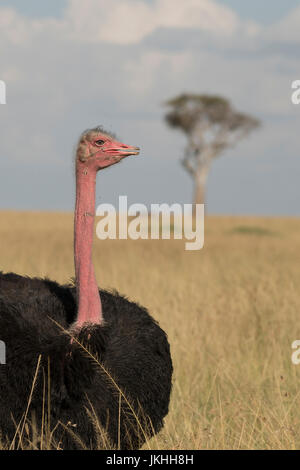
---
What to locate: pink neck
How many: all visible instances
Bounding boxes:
[74,162,103,326]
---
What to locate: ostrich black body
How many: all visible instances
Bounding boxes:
[0,272,172,449]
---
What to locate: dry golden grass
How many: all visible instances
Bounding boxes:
[1,211,300,450]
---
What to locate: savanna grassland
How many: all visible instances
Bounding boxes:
[0,211,300,450]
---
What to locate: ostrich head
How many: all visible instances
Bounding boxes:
[74,127,140,328]
[76,127,140,170]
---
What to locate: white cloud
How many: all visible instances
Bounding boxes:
[265,5,300,43]
[0,0,244,47]
[0,6,63,45]
[65,0,153,44]
[64,0,241,44]
[0,7,33,44]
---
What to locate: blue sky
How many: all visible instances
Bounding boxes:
[219,0,300,23]
[0,0,300,215]
[2,0,300,22]
[0,0,67,18]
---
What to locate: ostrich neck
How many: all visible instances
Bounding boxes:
[74,163,103,326]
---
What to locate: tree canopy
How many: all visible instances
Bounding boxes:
[165,93,261,177]
[164,93,261,206]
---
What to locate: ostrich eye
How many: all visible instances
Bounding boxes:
[95,139,105,146]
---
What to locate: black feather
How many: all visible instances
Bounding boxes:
[0,271,172,449]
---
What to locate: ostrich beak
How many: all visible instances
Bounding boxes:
[117,146,140,157]
[108,145,140,158]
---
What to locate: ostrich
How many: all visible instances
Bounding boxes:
[0,127,172,450]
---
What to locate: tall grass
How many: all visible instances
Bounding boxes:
[0,211,300,449]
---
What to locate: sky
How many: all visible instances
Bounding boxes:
[0,0,299,215]
[1,0,299,22]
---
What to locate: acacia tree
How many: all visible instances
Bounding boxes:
[164,94,260,209]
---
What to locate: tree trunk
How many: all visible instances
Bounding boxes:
[193,162,210,216]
